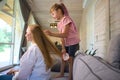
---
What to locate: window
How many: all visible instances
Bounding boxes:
[0,0,24,71]
[0,15,13,68]
[0,0,15,70]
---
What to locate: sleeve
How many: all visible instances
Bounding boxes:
[16,46,38,80]
[62,16,72,27]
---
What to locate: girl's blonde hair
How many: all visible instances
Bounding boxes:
[28,24,61,70]
[50,3,69,16]
[50,3,64,15]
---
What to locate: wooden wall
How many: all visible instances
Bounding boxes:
[80,0,120,59]
[94,0,110,58]
[110,0,120,37]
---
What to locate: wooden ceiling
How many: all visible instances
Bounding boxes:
[0,0,83,30]
[0,0,14,25]
[29,0,83,30]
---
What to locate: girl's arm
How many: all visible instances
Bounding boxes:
[61,38,66,53]
[44,24,70,38]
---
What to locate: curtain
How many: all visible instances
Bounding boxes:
[19,0,31,58]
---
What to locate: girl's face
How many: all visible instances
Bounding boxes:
[51,9,61,20]
[25,27,33,41]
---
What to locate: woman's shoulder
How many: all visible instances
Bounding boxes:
[29,44,38,50]
[24,44,43,60]
[28,44,42,55]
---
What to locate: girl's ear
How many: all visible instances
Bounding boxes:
[57,9,63,15]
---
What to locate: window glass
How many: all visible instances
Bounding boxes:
[0,44,13,68]
[0,0,25,70]
[0,19,12,43]
[0,18,13,68]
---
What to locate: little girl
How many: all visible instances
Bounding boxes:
[44,3,80,80]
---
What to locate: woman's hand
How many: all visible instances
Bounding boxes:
[7,69,18,75]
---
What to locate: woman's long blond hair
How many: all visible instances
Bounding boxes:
[28,24,61,70]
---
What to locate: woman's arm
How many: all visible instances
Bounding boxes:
[15,47,37,80]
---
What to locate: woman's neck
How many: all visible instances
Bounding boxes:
[31,41,36,45]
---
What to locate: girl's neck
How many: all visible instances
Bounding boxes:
[59,14,64,20]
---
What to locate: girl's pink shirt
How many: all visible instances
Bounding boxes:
[57,16,80,46]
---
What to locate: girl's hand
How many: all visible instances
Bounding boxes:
[44,30,52,36]
[61,48,66,60]
[61,48,66,55]
[62,49,70,61]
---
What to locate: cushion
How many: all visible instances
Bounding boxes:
[107,34,120,69]
[73,52,120,80]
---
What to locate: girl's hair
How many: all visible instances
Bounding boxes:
[28,24,61,70]
[50,3,69,16]
[60,3,69,16]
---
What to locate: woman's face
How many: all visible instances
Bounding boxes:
[25,27,33,41]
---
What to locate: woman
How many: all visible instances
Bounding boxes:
[0,24,61,80]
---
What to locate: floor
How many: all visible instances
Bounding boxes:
[50,72,68,80]
[0,67,69,80]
